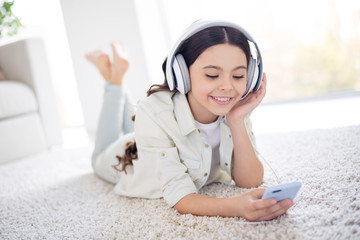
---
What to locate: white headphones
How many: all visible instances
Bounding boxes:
[165,19,263,99]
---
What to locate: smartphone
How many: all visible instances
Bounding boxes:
[261,181,302,202]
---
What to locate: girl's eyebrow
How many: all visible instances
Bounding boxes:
[203,65,247,70]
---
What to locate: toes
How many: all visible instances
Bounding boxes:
[111,41,128,60]
[85,50,111,68]
[86,42,130,84]
[110,41,129,74]
[85,49,111,80]
[86,50,106,62]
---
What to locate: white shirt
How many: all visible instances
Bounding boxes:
[194,117,221,185]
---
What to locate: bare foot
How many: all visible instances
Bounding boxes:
[110,41,130,85]
[85,50,111,81]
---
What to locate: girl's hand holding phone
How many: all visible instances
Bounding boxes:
[233,188,294,222]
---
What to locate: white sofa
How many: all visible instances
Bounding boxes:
[0,38,62,163]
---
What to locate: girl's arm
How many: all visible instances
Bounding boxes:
[230,120,264,188]
[174,188,294,221]
[227,73,267,188]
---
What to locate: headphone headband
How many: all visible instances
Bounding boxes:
[166,19,263,96]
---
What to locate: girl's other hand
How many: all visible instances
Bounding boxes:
[227,72,267,124]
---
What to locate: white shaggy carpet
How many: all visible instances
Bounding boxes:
[1,125,359,240]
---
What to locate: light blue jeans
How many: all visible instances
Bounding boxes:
[91,83,135,183]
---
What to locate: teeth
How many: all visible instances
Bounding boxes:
[213,97,231,102]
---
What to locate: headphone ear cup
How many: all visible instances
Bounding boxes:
[253,59,263,92]
[252,60,260,91]
[173,54,190,94]
[243,57,256,98]
[250,58,259,91]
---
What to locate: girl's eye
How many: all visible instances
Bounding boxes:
[233,75,245,79]
[206,74,218,79]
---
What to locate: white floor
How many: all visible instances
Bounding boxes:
[62,127,91,149]
[62,93,360,148]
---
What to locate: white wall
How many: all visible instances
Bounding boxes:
[134,0,170,86]
[60,0,153,136]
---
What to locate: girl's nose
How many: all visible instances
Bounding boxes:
[219,77,233,91]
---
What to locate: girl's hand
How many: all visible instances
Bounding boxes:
[234,188,294,222]
[227,72,267,125]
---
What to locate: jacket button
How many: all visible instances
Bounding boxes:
[205,144,209,148]
[225,162,228,166]
[204,173,208,176]
[229,134,231,138]
[197,129,201,133]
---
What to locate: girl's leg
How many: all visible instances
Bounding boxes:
[92,131,135,184]
[87,41,134,183]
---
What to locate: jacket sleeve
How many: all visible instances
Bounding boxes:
[134,103,198,207]
[220,115,257,179]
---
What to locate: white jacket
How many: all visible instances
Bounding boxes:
[114,91,255,207]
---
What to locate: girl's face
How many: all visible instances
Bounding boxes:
[187,43,247,124]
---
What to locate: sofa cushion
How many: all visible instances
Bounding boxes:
[0,81,38,119]
[0,112,47,163]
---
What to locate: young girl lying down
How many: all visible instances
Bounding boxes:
[87,19,294,222]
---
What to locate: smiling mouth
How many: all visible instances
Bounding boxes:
[210,96,233,105]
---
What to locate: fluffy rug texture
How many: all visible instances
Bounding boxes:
[1,125,359,240]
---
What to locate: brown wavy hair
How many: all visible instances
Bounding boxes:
[113,26,251,173]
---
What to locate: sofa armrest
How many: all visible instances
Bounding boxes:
[0,38,62,147]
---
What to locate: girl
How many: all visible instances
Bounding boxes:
[86,20,294,222]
